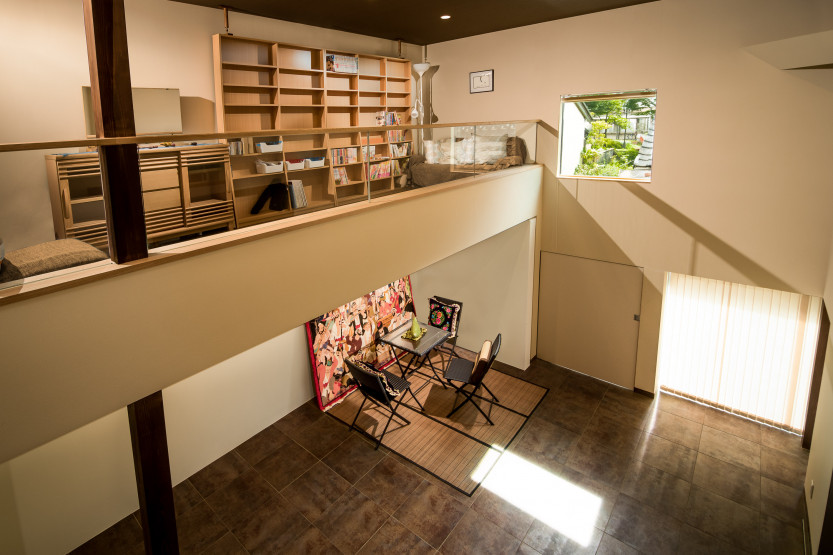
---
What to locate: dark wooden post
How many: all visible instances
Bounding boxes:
[82,0,148,263]
[128,391,179,554]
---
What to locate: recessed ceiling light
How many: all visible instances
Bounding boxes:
[440,15,451,20]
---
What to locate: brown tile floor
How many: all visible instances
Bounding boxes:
[72,358,809,554]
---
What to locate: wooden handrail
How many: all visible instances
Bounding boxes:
[0,119,543,153]
[0,164,541,305]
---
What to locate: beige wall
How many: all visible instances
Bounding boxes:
[411,219,537,369]
[428,0,833,394]
[0,166,541,465]
[427,0,833,547]
[0,0,421,251]
[0,325,313,555]
[0,173,541,554]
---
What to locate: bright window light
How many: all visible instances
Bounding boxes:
[440,14,451,19]
[657,272,822,431]
[472,448,601,546]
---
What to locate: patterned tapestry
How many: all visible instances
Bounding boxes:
[305,276,415,410]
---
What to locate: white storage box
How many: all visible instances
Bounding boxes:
[255,160,283,174]
[305,157,325,168]
[255,141,283,153]
[286,159,305,171]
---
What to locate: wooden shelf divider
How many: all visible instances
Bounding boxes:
[213,33,412,227]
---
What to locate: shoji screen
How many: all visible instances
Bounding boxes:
[657,272,822,432]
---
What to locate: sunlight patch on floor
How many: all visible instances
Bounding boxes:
[472,448,601,546]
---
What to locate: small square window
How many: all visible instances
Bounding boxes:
[558,90,656,182]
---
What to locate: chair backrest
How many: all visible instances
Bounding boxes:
[470,333,501,386]
[432,295,463,341]
[345,359,391,405]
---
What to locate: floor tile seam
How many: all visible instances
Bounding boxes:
[434,507,471,553]
[519,537,544,554]
[581,417,645,452]
[572,427,640,462]
[654,405,707,427]
[469,498,534,542]
[605,492,684,554]
[602,518,644,554]
[213,476,284,532]
[701,423,763,450]
[689,475,761,513]
[759,440,811,463]
[177,478,228,538]
[316,411,356,460]
[320,432,386,486]
[758,502,805,531]
[270,437,327,470]
[675,518,752,554]
[686,482,763,523]
[389,514,436,553]
[695,447,761,475]
[352,514,393,554]
[759,471,807,492]
[645,425,702,452]
[693,450,764,483]
[630,454,693,483]
[617,490,688,528]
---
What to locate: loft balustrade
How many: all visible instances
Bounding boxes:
[0,120,541,299]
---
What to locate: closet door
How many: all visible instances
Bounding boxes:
[537,252,643,389]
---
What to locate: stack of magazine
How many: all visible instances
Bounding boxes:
[288,180,308,209]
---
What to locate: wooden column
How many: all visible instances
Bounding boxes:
[128,391,179,555]
[83,0,148,263]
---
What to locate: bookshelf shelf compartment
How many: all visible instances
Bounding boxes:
[214,34,411,226]
[222,62,277,70]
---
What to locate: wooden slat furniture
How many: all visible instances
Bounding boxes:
[46,144,235,251]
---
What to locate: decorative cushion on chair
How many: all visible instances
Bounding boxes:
[478,340,492,364]
[470,340,493,384]
[429,298,461,338]
[350,359,402,397]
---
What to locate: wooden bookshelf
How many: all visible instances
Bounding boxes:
[46,145,235,251]
[213,34,413,227]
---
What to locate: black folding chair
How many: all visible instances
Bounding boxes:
[346,359,424,449]
[443,334,501,425]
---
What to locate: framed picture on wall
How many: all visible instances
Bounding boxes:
[470,69,494,93]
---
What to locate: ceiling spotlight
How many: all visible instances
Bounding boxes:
[440,15,451,20]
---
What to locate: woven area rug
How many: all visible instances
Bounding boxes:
[328,352,548,495]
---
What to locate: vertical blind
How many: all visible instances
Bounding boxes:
[657,272,822,432]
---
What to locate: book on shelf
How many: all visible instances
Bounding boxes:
[390,142,411,157]
[331,147,358,165]
[333,167,350,185]
[288,180,308,209]
[368,161,391,180]
[228,137,258,155]
[391,159,404,177]
[326,54,358,74]
[387,129,407,143]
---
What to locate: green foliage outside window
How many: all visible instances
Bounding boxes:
[574,97,654,177]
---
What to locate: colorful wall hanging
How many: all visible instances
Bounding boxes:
[305,276,415,410]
